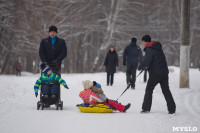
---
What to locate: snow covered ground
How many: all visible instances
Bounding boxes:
[0,67,200,133]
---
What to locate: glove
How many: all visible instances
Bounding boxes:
[138,66,147,71]
[64,85,69,89]
[35,92,38,97]
[123,62,126,66]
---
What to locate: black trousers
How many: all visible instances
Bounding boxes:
[107,73,114,85]
[144,70,147,83]
[16,70,21,76]
[142,74,176,112]
[126,65,137,87]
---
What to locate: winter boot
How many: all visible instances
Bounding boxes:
[131,84,135,90]
[106,99,125,112]
[168,111,175,114]
[141,110,150,113]
[51,95,56,99]
[131,86,135,90]
[123,103,131,112]
[44,95,48,99]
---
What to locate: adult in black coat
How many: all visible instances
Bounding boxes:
[104,45,118,86]
[139,35,176,114]
[123,38,142,89]
[39,26,67,72]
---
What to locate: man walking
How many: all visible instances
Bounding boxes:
[139,35,176,114]
[39,25,67,73]
[123,38,142,89]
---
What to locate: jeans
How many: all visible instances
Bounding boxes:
[42,84,59,95]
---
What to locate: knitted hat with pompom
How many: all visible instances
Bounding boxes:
[82,80,93,89]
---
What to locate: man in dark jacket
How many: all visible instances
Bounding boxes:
[104,45,118,86]
[139,35,176,114]
[123,38,142,89]
[39,25,67,72]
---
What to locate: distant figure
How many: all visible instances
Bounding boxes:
[104,45,118,86]
[138,35,176,114]
[123,38,142,89]
[39,25,67,73]
[16,63,21,76]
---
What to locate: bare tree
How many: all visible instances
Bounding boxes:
[180,0,190,88]
[0,0,200,74]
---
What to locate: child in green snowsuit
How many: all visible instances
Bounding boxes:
[34,63,69,98]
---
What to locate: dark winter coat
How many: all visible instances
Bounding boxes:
[138,41,169,75]
[104,50,118,73]
[39,37,67,67]
[123,42,142,66]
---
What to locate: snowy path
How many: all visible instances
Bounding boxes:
[0,67,200,133]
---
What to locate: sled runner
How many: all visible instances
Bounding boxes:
[76,103,114,113]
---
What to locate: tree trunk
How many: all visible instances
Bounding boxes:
[180,0,190,88]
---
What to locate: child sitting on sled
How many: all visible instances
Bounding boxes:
[34,63,69,98]
[79,80,131,112]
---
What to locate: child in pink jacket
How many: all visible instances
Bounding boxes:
[79,80,131,112]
